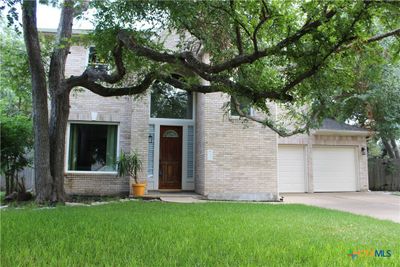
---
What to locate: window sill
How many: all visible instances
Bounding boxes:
[65,171,118,175]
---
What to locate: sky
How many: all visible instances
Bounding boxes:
[2,2,94,30]
[37,3,93,30]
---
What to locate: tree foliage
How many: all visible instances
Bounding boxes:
[2,0,399,202]
[86,0,400,135]
[0,111,33,195]
[0,18,34,194]
[0,18,32,115]
[328,45,400,158]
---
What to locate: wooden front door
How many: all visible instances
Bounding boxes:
[159,126,182,189]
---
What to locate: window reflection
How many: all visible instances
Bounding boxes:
[150,81,193,119]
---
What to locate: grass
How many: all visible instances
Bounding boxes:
[1,201,399,266]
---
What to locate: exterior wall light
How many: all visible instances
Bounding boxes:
[361,147,366,155]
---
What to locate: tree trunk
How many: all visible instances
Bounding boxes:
[47,0,75,202]
[5,175,10,195]
[49,91,70,202]
[382,138,396,159]
[22,0,53,202]
[390,138,400,159]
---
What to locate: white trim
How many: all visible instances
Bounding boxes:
[303,145,309,193]
[65,121,120,174]
[150,122,195,190]
[153,124,161,190]
[315,129,370,136]
[147,88,196,190]
[149,118,195,125]
[182,126,188,189]
[85,46,92,69]
[39,28,91,35]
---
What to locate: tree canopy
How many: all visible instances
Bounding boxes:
[0,18,33,195]
[0,18,32,115]
[2,0,399,202]
[82,0,400,135]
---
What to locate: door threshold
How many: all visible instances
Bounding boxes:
[158,189,182,192]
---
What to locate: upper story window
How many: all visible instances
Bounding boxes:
[230,96,253,117]
[88,47,109,71]
[68,123,118,172]
[150,81,193,120]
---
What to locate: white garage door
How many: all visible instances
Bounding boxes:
[313,147,357,192]
[278,146,306,192]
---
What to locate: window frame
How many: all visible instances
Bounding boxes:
[229,96,254,118]
[86,46,110,71]
[65,121,120,174]
[149,81,196,122]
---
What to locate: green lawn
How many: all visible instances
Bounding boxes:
[1,201,399,266]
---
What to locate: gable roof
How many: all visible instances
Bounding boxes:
[315,118,370,136]
[320,118,367,131]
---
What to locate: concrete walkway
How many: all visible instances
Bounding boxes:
[145,191,207,203]
[282,192,400,223]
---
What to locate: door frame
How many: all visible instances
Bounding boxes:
[148,119,195,191]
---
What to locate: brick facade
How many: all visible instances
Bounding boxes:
[63,43,369,199]
[196,93,279,200]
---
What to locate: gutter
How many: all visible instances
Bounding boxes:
[314,129,371,136]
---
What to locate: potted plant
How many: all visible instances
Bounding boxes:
[117,150,145,197]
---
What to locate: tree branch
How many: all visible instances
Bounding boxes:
[48,0,75,95]
[252,4,270,52]
[340,27,400,51]
[230,0,244,55]
[74,72,157,97]
[279,4,370,94]
[84,40,126,84]
[160,75,222,93]
[209,2,252,39]
[66,38,127,88]
[116,8,337,75]
[231,96,309,137]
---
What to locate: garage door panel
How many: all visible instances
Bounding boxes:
[278,146,306,193]
[313,147,357,192]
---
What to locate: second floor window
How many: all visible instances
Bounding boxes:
[230,96,253,117]
[150,81,193,120]
[88,47,109,71]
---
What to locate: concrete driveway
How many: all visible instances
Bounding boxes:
[282,192,400,223]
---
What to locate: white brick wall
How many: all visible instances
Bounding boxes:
[65,45,138,195]
[199,93,279,201]
[63,43,368,199]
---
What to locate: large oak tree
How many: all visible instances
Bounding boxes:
[4,0,399,202]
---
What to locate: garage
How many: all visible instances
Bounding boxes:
[313,146,357,192]
[278,146,306,192]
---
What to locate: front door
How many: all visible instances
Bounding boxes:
[159,126,182,189]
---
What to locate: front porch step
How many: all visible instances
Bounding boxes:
[129,191,206,203]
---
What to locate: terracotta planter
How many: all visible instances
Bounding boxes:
[132,183,146,197]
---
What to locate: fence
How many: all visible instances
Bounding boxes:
[0,167,35,192]
[368,159,400,191]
